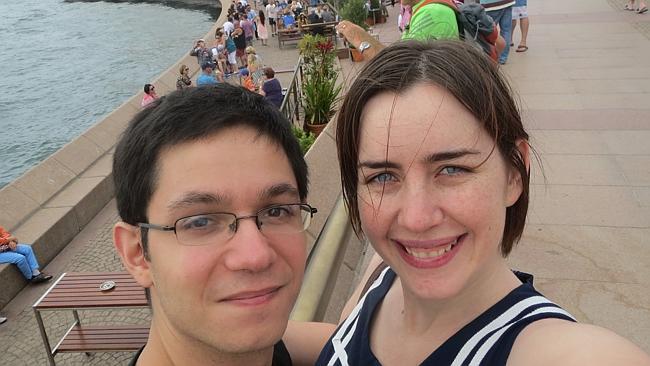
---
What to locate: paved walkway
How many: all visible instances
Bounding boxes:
[1,0,649,363]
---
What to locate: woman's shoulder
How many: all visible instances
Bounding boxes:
[509,319,650,365]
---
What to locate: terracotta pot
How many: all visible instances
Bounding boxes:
[350,48,364,62]
[305,122,327,137]
[365,17,375,26]
[336,48,350,59]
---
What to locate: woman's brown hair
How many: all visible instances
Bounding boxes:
[336,40,530,256]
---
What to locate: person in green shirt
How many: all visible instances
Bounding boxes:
[402,0,459,41]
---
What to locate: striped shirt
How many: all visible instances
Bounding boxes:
[316,268,576,366]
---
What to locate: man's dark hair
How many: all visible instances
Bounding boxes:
[113,84,309,256]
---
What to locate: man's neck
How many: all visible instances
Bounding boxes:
[136,321,275,366]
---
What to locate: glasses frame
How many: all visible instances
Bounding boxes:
[137,203,317,246]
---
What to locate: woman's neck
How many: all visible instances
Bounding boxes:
[398,261,521,335]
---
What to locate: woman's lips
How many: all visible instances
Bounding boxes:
[394,234,466,269]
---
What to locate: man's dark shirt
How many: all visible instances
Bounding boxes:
[128,340,293,366]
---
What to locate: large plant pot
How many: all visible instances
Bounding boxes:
[305,122,328,137]
[350,48,364,62]
[365,17,376,26]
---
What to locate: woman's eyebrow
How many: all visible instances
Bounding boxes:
[357,161,401,170]
[423,149,481,164]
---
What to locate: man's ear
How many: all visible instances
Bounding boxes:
[506,139,530,207]
[113,222,153,289]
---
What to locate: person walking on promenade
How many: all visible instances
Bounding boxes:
[625,0,648,13]
[112,84,314,366]
[0,226,52,284]
[480,0,515,64]
[511,0,529,52]
[257,10,269,45]
[266,0,279,36]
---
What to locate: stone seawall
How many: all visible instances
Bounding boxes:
[0,9,226,310]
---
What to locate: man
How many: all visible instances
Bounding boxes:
[112,84,314,365]
[320,4,334,22]
[0,226,52,284]
[190,39,212,66]
[196,62,220,86]
[266,0,278,36]
[480,0,515,64]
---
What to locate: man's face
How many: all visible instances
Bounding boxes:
[144,126,307,354]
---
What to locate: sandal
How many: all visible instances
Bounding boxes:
[516,45,529,52]
[624,4,636,10]
[638,6,648,13]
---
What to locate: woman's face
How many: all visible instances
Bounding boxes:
[356,83,525,300]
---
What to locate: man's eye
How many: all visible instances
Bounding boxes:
[440,166,467,176]
[264,205,294,218]
[178,215,218,230]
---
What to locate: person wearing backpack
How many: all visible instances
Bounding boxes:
[336,0,502,62]
[480,0,515,64]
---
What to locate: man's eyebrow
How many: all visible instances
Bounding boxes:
[258,183,300,201]
[166,192,227,211]
[423,149,481,164]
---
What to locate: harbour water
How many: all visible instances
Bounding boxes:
[0,0,217,188]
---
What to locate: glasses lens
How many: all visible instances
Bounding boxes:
[258,204,312,234]
[175,213,235,246]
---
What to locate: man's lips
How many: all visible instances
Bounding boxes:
[220,286,282,305]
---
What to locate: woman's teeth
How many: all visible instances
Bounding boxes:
[404,239,458,259]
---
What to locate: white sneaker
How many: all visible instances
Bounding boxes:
[0,316,7,324]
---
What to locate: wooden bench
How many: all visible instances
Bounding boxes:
[57,325,149,353]
[300,21,338,41]
[278,28,304,48]
[33,272,149,365]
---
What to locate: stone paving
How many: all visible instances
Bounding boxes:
[0,202,150,365]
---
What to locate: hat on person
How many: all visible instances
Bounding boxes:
[201,62,215,70]
[239,68,250,76]
[198,38,206,43]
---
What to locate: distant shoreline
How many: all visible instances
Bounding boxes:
[64,0,223,19]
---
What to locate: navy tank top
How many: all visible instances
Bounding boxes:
[316,267,576,366]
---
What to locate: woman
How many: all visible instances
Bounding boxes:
[140,83,157,107]
[257,9,269,46]
[232,25,248,67]
[258,67,283,108]
[285,41,650,365]
[176,64,192,90]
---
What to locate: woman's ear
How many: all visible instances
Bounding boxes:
[506,139,530,207]
[113,222,153,289]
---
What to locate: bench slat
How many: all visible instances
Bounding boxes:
[57,325,149,353]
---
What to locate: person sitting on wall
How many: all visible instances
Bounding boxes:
[0,226,52,284]
[141,84,158,108]
[258,67,284,108]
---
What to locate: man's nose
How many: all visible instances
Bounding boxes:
[223,219,276,272]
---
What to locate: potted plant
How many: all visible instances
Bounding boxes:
[338,0,368,61]
[291,125,316,154]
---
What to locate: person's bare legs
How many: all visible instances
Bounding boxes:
[511,19,517,46]
[519,16,529,47]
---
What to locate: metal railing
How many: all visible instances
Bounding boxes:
[279,56,306,128]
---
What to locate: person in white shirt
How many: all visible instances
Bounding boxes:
[266,0,278,35]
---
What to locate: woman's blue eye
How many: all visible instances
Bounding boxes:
[371,172,395,184]
[440,166,466,176]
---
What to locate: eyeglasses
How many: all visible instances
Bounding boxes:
[138,203,317,246]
